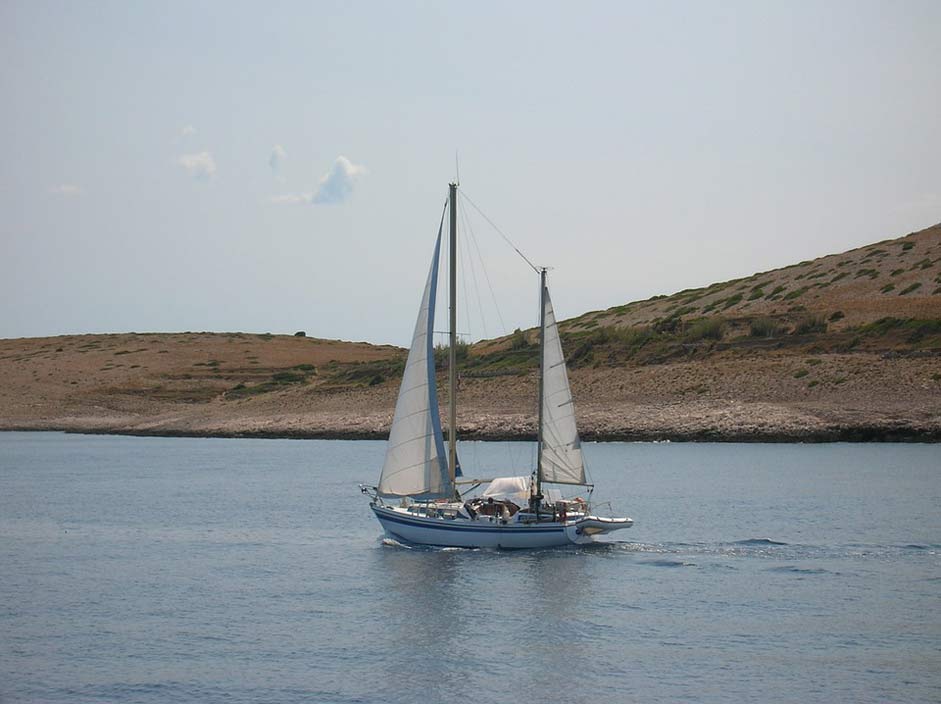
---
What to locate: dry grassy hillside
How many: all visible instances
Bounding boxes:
[1,223,939,441]
[568,222,941,331]
[0,332,403,437]
[458,223,941,440]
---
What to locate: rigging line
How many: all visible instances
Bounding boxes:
[459,201,489,340]
[458,211,472,344]
[460,189,540,274]
[457,204,476,337]
[465,207,508,337]
[460,206,520,473]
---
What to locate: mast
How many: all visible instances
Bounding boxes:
[536,266,547,500]
[448,182,458,487]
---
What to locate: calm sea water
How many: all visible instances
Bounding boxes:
[1,432,939,703]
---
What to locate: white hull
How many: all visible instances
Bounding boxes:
[371,504,632,549]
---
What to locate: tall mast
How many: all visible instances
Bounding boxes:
[448,182,458,485]
[536,267,547,499]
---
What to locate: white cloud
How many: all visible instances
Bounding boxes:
[50,184,82,196]
[180,125,197,137]
[311,156,367,205]
[177,151,217,181]
[269,144,287,175]
[268,192,312,205]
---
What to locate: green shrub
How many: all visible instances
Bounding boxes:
[561,324,658,368]
[784,286,810,301]
[829,311,845,322]
[793,369,809,379]
[616,326,657,347]
[653,316,682,334]
[684,317,726,342]
[434,340,469,365]
[858,317,903,336]
[808,380,819,388]
[510,328,530,350]
[901,241,914,251]
[880,284,895,293]
[905,320,941,343]
[793,315,827,335]
[294,331,306,337]
[581,325,655,348]
[749,317,782,338]
[838,336,861,352]
[899,282,922,296]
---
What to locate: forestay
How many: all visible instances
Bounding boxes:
[377,217,450,498]
[539,286,587,485]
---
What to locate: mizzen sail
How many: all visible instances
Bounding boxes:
[539,284,586,485]
[377,217,450,498]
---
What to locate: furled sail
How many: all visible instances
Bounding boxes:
[378,220,450,498]
[539,285,586,485]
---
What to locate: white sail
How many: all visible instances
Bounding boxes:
[377,224,450,498]
[540,285,586,485]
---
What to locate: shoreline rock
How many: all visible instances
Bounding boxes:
[3,418,938,443]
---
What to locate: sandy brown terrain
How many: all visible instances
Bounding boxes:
[2,224,940,442]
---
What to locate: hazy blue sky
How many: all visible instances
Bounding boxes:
[2,1,939,346]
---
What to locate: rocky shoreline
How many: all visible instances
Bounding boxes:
[62,427,941,443]
[4,411,938,444]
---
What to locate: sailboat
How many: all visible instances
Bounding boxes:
[361,182,633,548]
